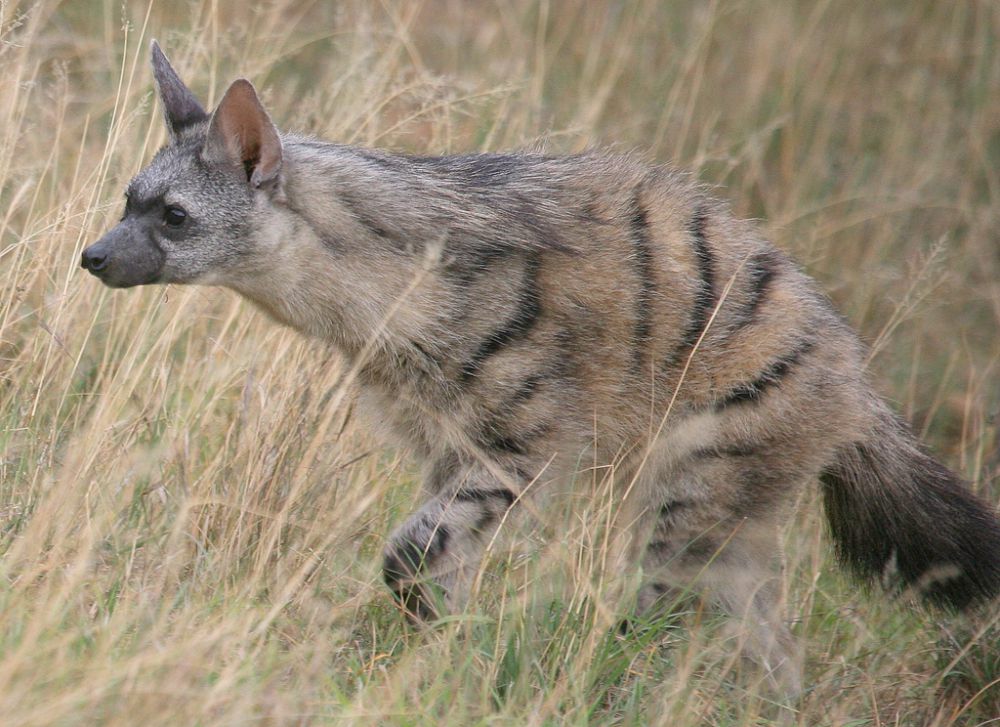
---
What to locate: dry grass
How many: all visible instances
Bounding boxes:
[2,0,999,724]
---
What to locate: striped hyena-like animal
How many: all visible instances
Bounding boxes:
[82,43,1000,696]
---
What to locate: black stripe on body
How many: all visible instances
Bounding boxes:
[454,487,517,509]
[505,372,545,407]
[715,340,816,410]
[476,430,529,457]
[469,357,567,458]
[458,254,542,383]
[473,420,550,458]
[663,205,716,369]
[579,196,613,226]
[628,187,656,374]
[509,193,573,253]
[731,249,780,330]
[501,353,571,408]
[691,442,762,459]
[448,244,516,286]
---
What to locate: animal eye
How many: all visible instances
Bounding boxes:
[163,205,187,227]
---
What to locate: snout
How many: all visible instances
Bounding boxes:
[80,222,166,288]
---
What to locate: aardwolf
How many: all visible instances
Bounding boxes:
[81,42,1000,696]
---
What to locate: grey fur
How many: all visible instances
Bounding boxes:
[81,45,1000,699]
[151,41,208,139]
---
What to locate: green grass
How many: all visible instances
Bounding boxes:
[1,0,999,724]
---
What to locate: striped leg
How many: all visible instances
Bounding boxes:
[382,463,517,622]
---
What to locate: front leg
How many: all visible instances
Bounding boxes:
[382,462,518,622]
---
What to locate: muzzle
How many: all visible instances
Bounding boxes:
[81,220,166,288]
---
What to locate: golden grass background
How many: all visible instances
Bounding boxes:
[1,1,998,724]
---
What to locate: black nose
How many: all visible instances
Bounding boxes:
[81,246,108,272]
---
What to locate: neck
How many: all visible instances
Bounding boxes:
[225,139,445,364]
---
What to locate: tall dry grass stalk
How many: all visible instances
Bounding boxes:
[1,1,998,724]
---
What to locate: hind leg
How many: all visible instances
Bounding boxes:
[699,525,802,700]
[641,499,802,700]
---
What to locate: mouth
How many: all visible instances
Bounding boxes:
[80,260,157,289]
[81,263,106,280]
[80,256,115,286]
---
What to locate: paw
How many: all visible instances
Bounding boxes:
[382,536,449,623]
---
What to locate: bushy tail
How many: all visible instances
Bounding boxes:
[821,400,1000,610]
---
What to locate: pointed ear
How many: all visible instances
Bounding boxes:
[202,79,282,190]
[150,40,208,139]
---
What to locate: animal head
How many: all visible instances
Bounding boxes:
[81,42,284,288]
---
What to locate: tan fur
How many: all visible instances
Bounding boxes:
[80,44,1000,702]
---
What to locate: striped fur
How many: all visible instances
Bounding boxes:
[79,45,1000,700]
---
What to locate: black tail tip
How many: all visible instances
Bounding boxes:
[822,440,1000,612]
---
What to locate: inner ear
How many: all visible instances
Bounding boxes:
[202,79,282,189]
